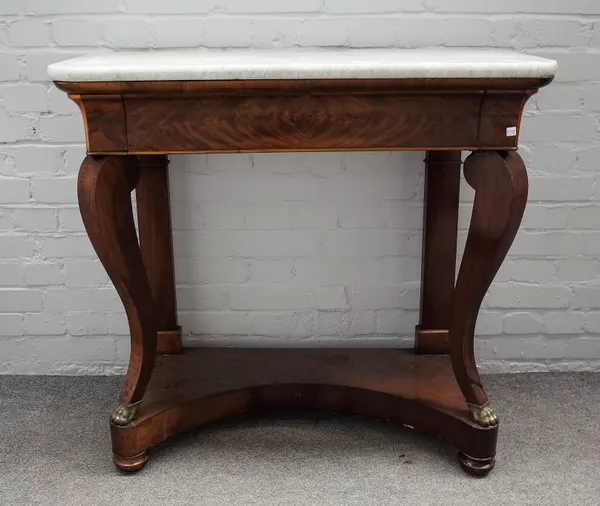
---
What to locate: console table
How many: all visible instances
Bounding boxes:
[48,49,556,476]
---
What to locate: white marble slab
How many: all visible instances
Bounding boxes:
[48,48,557,82]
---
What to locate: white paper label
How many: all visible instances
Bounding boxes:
[506,126,517,137]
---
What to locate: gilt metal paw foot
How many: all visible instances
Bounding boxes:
[111,401,141,426]
[467,401,499,427]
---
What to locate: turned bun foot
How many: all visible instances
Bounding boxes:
[458,452,495,477]
[113,451,150,472]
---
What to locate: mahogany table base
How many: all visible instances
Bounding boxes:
[76,148,525,477]
[56,73,553,477]
[111,348,497,476]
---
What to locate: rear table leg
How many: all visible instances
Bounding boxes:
[416,151,461,354]
[136,155,182,354]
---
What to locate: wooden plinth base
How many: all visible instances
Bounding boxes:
[415,326,450,354]
[156,326,182,354]
[111,348,497,476]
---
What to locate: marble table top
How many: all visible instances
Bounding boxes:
[48,48,557,83]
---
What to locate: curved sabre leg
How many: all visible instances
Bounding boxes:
[450,150,528,427]
[78,155,157,426]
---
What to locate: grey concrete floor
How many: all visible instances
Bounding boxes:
[0,372,599,506]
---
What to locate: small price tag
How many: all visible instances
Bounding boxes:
[506,126,517,137]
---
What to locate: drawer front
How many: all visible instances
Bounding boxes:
[124,93,483,153]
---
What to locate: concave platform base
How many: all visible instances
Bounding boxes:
[111,348,497,475]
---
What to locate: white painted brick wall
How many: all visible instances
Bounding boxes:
[1,0,599,374]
